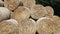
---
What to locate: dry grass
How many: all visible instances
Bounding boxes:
[19,19,36,34]
[36,17,57,34]
[0,19,19,34]
[45,6,54,16]
[12,6,30,21]
[0,7,11,21]
[31,4,47,19]
[23,0,36,9]
[4,0,20,10]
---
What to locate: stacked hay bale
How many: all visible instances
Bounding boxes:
[30,4,48,19]
[12,6,36,34]
[45,6,54,16]
[0,19,19,34]
[0,0,60,34]
[4,0,20,11]
[36,17,57,34]
[22,0,36,9]
[0,7,11,21]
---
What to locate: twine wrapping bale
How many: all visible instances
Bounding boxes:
[45,6,54,16]
[31,5,48,19]
[19,19,36,34]
[12,6,30,21]
[4,0,20,11]
[36,17,56,34]
[0,7,11,21]
[0,0,4,7]
[22,0,36,9]
[0,19,19,34]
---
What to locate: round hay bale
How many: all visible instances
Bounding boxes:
[0,7,11,21]
[36,17,56,34]
[31,5,48,19]
[51,16,60,34]
[0,19,19,34]
[45,6,54,16]
[4,0,20,10]
[19,19,36,34]
[13,6,30,21]
[22,0,36,9]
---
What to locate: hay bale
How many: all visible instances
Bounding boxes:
[19,19,36,34]
[22,0,36,9]
[45,6,54,16]
[46,15,60,26]
[54,23,60,34]
[51,16,60,34]
[0,19,19,34]
[36,17,56,34]
[12,6,30,21]
[31,5,48,19]
[51,16,60,21]
[0,7,11,21]
[4,0,20,10]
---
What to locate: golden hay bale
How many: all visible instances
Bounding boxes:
[31,5,48,19]
[54,25,60,34]
[45,6,54,16]
[0,19,19,34]
[12,6,30,21]
[0,7,11,21]
[46,15,60,26]
[4,0,20,11]
[51,16,60,34]
[50,16,60,28]
[51,15,60,21]
[36,17,56,34]
[22,0,36,9]
[19,18,36,34]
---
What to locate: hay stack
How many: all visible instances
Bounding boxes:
[4,0,20,11]
[31,4,47,19]
[0,7,11,21]
[0,19,19,34]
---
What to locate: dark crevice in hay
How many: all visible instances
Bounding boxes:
[35,31,39,34]
[12,10,14,12]
[29,16,38,21]
[19,1,23,6]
